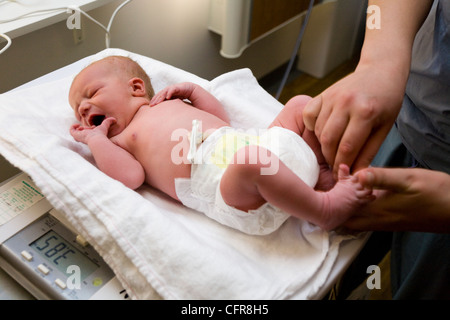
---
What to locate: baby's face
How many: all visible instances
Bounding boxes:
[69,61,134,136]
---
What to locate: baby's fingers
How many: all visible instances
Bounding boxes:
[96,117,116,135]
[150,91,167,106]
[165,86,181,99]
[102,117,116,127]
[70,124,87,142]
[70,123,87,136]
[70,123,81,131]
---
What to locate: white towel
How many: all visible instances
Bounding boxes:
[0,49,351,299]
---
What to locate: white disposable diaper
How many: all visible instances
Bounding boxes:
[174,126,320,235]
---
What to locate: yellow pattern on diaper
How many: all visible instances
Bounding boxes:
[210,132,260,169]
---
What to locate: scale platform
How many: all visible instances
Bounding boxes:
[0,172,128,300]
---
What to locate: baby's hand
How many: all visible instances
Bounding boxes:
[150,82,196,106]
[70,117,116,144]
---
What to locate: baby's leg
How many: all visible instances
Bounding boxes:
[269,95,310,136]
[220,146,373,230]
[270,95,329,174]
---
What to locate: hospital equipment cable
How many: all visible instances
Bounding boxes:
[275,0,315,101]
[105,0,131,48]
[0,33,11,54]
[0,0,132,55]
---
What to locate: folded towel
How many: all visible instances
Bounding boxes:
[0,48,352,299]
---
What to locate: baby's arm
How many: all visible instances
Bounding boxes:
[70,118,145,190]
[150,82,230,123]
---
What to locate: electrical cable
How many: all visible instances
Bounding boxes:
[71,0,132,48]
[105,0,132,48]
[0,33,12,54]
[275,0,315,101]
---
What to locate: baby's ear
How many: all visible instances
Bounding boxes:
[129,77,146,97]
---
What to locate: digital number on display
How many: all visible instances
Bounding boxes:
[30,230,98,280]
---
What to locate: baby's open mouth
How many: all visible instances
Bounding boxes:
[90,115,106,127]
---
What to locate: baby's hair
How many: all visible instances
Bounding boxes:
[92,55,155,99]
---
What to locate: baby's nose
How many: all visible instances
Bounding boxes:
[79,102,90,117]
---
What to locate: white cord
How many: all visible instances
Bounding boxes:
[105,0,132,48]
[70,0,132,48]
[0,33,12,54]
[0,0,133,54]
[69,6,108,33]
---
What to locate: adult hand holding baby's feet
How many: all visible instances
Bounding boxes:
[320,164,375,231]
[343,167,450,233]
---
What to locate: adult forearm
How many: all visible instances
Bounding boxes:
[359,0,433,78]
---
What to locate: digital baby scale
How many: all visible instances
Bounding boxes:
[0,173,128,300]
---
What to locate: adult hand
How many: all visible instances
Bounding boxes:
[344,167,450,233]
[302,63,405,177]
[302,0,434,177]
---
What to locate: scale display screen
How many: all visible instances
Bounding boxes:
[30,230,98,281]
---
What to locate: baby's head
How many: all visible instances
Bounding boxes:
[102,55,154,98]
[69,56,154,134]
[75,55,154,99]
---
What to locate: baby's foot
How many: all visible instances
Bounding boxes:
[320,164,374,230]
[315,162,336,192]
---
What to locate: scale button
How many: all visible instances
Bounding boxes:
[76,234,89,247]
[21,251,33,261]
[92,277,103,287]
[38,264,50,275]
[55,278,67,290]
